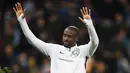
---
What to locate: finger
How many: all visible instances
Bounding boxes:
[15,4,18,11]
[78,17,85,23]
[89,9,91,15]
[17,3,20,10]
[85,7,88,14]
[22,9,26,18]
[13,7,17,13]
[23,9,26,13]
[17,2,20,10]
[80,9,84,17]
[83,7,86,15]
[18,2,22,10]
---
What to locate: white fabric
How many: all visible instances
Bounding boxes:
[17,14,99,73]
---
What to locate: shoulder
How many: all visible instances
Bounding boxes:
[47,43,64,49]
[77,44,89,49]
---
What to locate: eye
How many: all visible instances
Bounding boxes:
[68,35,71,38]
[63,34,66,37]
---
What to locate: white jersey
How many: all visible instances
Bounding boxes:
[17,14,99,73]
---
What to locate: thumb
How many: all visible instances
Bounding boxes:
[23,9,26,13]
[22,9,26,18]
[78,17,85,23]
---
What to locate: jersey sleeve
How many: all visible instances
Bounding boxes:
[79,19,99,58]
[17,14,59,56]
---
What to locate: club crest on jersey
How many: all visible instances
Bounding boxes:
[71,48,80,58]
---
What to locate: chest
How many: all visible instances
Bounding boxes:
[54,47,81,62]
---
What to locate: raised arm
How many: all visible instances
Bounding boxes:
[13,2,56,56]
[79,7,99,57]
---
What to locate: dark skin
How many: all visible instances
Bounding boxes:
[13,2,92,48]
[62,28,78,48]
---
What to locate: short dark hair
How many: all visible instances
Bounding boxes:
[66,26,79,37]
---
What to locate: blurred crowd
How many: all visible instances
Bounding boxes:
[0,0,130,73]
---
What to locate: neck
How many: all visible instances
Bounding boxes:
[64,43,76,48]
[71,43,76,47]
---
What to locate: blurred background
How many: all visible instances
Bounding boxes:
[0,0,130,73]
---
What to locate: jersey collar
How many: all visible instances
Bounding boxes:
[66,44,77,52]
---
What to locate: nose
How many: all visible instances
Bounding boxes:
[64,35,69,41]
[64,36,68,41]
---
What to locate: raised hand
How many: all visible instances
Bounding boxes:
[13,2,26,18]
[78,7,91,23]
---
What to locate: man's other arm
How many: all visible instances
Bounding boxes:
[18,14,55,56]
[78,7,99,57]
[13,3,56,56]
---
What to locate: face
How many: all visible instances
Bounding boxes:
[62,28,78,47]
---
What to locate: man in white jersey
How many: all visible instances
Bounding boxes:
[13,2,99,73]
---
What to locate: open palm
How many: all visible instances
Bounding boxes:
[13,2,25,18]
[79,7,91,23]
